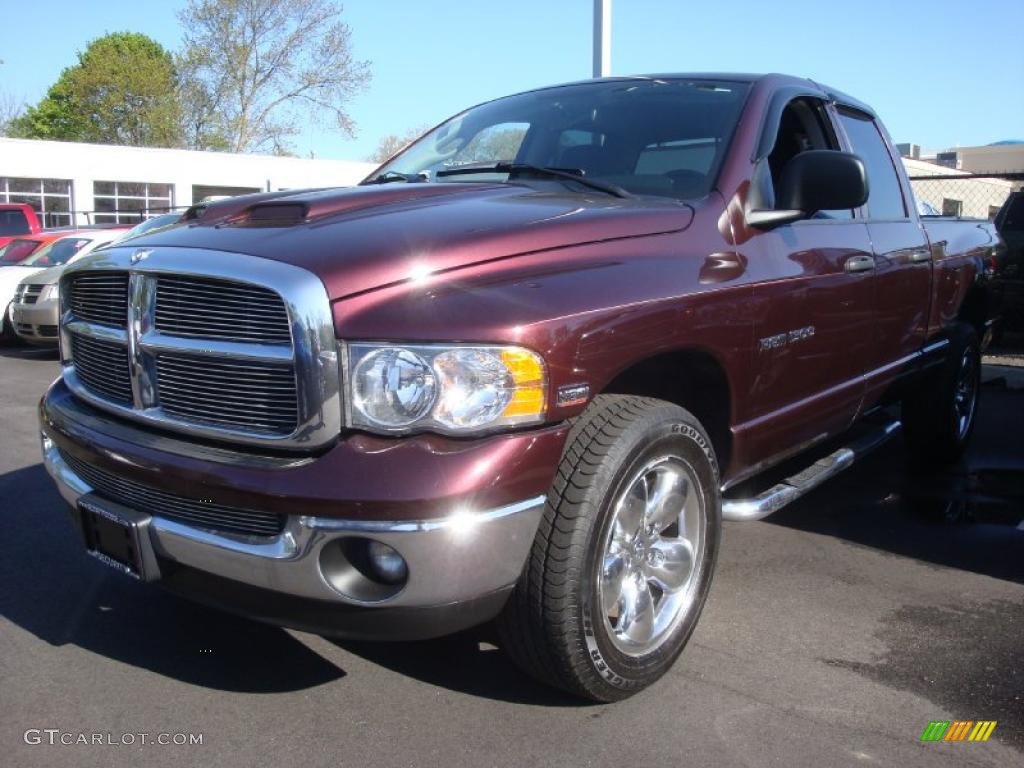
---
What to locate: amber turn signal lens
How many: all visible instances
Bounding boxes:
[500,349,546,419]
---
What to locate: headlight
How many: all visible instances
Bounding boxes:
[42,283,59,301]
[349,343,546,434]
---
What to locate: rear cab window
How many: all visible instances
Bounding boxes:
[0,209,31,236]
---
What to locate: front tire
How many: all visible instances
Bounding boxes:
[1,303,17,345]
[498,395,721,701]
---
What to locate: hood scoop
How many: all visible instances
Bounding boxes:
[228,202,310,228]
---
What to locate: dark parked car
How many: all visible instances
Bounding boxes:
[994,190,1024,334]
[40,73,1001,701]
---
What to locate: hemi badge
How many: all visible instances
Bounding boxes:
[557,383,590,407]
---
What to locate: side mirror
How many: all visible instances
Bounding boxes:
[747,150,869,230]
[778,150,868,214]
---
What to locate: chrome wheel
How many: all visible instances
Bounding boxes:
[597,455,705,656]
[953,348,978,440]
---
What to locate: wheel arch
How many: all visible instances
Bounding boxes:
[599,347,733,473]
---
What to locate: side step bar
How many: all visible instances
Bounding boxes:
[722,420,901,521]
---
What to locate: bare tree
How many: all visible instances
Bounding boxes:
[368,125,430,164]
[177,0,371,154]
[0,90,24,136]
[0,57,25,137]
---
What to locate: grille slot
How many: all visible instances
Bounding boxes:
[61,450,285,537]
[156,276,292,344]
[69,273,129,327]
[16,284,44,305]
[156,354,299,434]
[70,335,133,404]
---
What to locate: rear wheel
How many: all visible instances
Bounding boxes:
[498,395,721,701]
[903,324,980,465]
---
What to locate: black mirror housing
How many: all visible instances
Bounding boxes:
[776,150,869,214]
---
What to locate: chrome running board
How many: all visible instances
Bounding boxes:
[722,420,901,521]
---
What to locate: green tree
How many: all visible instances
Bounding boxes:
[177,0,372,154]
[9,33,181,146]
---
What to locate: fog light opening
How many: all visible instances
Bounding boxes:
[319,537,409,603]
[366,540,408,585]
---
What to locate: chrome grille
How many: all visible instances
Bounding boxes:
[155,275,292,344]
[61,450,285,537]
[156,355,299,434]
[69,273,129,326]
[69,335,133,404]
[59,248,341,450]
[15,284,44,305]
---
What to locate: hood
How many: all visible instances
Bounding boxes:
[0,265,44,303]
[126,183,694,299]
[22,263,66,286]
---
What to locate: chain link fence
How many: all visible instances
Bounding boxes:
[907,171,1023,220]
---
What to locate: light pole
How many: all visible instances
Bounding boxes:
[593,0,611,78]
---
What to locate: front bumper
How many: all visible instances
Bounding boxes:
[44,434,542,601]
[11,298,59,345]
[40,380,566,639]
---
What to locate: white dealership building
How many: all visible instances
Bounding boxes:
[0,137,376,227]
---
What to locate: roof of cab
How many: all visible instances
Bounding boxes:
[512,72,878,118]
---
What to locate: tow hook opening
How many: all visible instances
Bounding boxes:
[319,537,409,603]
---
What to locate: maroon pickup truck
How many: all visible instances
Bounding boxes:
[40,74,1001,701]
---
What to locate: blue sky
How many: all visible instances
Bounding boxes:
[1,0,1021,160]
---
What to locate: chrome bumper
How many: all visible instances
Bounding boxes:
[42,436,544,609]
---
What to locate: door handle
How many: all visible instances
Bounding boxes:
[907,249,932,263]
[844,255,876,273]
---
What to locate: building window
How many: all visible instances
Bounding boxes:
[93,181,173,224]
[191,184,261,204]
[0,177,74,227]
[941,198,963,217]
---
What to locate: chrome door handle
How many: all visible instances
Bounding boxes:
[907,249,932,263]
[844,255,876,273]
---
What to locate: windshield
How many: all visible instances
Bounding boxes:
[0,238,43,265]
[23,237,91,267]
[371,78,750,200]
[110,213,183,244]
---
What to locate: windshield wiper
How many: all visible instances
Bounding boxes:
[361,170,428,185]
[435,163,632,198]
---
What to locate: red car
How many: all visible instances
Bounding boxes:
[0,203,43,249]
[41,74,1001,701]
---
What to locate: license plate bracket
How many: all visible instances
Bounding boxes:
[76,494,161,581]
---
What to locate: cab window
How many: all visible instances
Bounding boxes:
[837,110,907,220]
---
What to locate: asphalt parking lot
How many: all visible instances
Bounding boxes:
[1,345,1021,768]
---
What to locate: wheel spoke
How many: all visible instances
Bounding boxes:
[615,478,647,543]
[600,552,629,617]
[644,538,694,593]
[597,452,708,656]
[618,570,655,644]
[645,468,687,534]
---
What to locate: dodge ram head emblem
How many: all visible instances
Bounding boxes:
[131,249,152,264]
